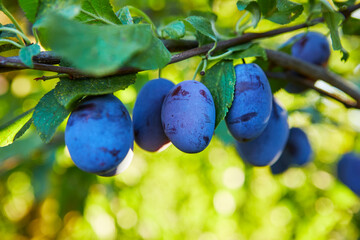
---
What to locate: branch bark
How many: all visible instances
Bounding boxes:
[265,71,358,109]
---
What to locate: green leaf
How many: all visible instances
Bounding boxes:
[321,4,348,61]
[226,43,267,60]
[201,60,236,127]
[38,14,170,76]
[0,109,33,147]
[127,35,172,70]
[19,44,41,67]
[117,6,133,25]
[189,10,217,22]
[161,20,186,40]
[37,0,82,19]
[33,90,70,143]
[237,1,261,28]
[54,74,136,108]
[19,0,39,23]
[0,24,17,38]
[75,0,121,25]
[343,18,360,36]
[268,0,304,24]
[184,16,216,41]
[258,0,304,25]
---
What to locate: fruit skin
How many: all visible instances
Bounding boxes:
[337,152,360,196]
[284,32,330,93]
[236,98,289,166]
[65,94,134,176]
[161,80,216,153]
[133,78,175,152]
[225,63,272,142]
[271,127,313,175]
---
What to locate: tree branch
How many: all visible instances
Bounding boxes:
[265,71,358,109]
[0,4,359,108]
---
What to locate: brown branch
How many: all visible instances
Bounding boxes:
[0,3,359,108]
[265,71,358,109]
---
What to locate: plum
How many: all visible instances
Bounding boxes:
[337,152,360,196]
[225,63,272,141]
[133,78,175,152]
[65,94,134,176]
[271,127,313,175]
[284,32,330,93]
[161,80,216,153]
[236,98,289,166]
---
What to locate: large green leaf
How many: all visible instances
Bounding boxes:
[75,0,121,25]
[19,44,41,67]
[38,14,170,76]
[161,20,186,40]
[0,109,33,147]
[201,60,236,127]
[128,35,172,70]
[54,74,136,109]
[19,0,39,23]
[33,90,70,143]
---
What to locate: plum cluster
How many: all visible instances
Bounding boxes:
[64,31,335,178]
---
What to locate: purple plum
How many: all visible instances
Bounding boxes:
[161,80,216,153]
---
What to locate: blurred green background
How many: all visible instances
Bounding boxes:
[1,0,360,239]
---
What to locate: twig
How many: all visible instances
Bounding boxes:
[34,73,70,81]
[265,49,360,106]
[265,71,358,109]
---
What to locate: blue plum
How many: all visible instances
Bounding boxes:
[337,152,360,196]
[236,98,289,166]
[284,32,330,93]
[226,63,272,141]
[271,127,313,175]
[133,78,175,152]
[65,94,134,176]
[161,80,216,153]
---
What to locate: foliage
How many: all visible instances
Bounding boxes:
[0,0,360,239]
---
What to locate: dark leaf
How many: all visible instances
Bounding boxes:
[33,90,70,143]
[201,60,236,127]
[54,74,136,108]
